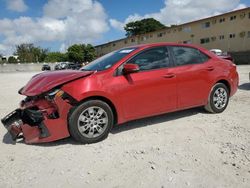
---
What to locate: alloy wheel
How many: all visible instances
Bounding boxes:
[212,87,228,110]
[77,106,108,138]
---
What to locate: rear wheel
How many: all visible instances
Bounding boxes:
[205,83,229,113]
[69,100,114,144]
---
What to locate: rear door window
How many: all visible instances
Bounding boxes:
[171,46,209,66]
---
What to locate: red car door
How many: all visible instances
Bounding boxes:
[170,46,213,109]
[114,47,177,120]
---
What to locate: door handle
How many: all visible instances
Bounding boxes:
[163,73,176,78]
[206,66,214,71]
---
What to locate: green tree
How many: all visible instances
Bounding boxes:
[124,18,166,37]
[67,44,84,63]
[15,43,48,63]
[0,54,2,64]
[8,56,18,64]
[83,44,96,62]
[15,43,35,63]
[67,44,96,63]
[45,52,67,62]
[32,47,48,62]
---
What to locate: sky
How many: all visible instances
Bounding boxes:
[0,0,249,55]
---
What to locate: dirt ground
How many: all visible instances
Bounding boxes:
[0,65,249,188]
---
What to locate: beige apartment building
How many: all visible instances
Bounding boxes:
[95,7,250,57]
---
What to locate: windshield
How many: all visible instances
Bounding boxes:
[81,48,137,71]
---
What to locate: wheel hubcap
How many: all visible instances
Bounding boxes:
[77,106,108,138]
[213,87,228,109]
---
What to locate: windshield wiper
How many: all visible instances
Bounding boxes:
[81,68,98,72]
[80,68,90,71]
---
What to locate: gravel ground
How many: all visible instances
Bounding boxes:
[0,66,250,188]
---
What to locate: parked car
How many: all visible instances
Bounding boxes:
[54,62,82,70]
[1,43,239,144]
[68,63,83,70]
[41,64,51,71]
[54,62,69,70]
[54,63,60,70]
[60,62,68,70]
[210,49,233,61]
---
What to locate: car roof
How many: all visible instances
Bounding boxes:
[122,42,204,50]
[120,42,217,60]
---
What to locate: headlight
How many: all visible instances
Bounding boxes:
[46,89,64,100]
[55,90,64,98]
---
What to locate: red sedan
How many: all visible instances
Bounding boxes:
[1,43,239,144]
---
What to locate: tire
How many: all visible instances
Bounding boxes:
[205,83,229,113]
[69,100,114,144]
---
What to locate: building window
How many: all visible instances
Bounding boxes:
[131,38,135,42]
[183,40,192,44]
[249,12,250,19]
[112,43,116,47]
[229,33,236,38]
[239,31,246,38]
[200,38,210,44]
[240,13,246,19]
[219,18,225,23]
[141,36,148,41]
[211,36,216,41]
[150,34,153,38]
[202,22,210,28]
[230,15,236,20]
[157,33,163,37]
[219,35,225,40]
[183,27,191,32]
[124,40,127,44]
[248,31,250,38]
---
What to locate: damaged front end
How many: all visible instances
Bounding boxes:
[1,70,93,144]
[1,89,74,144]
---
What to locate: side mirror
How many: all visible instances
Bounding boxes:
[123,64,139,74]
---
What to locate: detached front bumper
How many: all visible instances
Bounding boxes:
[1,109,23,140]
[1,96,72,144]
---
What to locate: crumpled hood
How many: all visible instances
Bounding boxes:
[20,70,93,96]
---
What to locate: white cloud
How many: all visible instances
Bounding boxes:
[6,0,28,12]
[110,0,246,30]
[0,0,247,55]
[0,44,7,52]
[233,3,247,10]
[109,19,125,31]
[0,0,109,55]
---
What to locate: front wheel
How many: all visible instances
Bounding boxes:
[204,83,229,113]
[69,100,114,144]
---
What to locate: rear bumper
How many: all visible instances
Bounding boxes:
[1,97,72,144]
[230,70,239,97]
